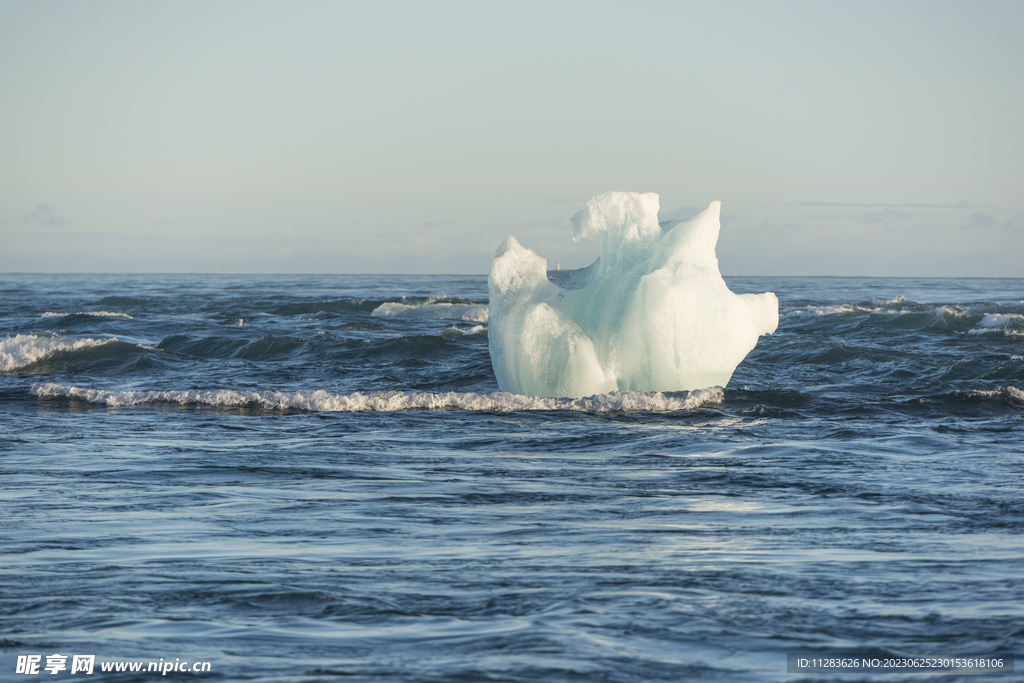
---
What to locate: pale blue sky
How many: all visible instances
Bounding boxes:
[1,0,1021,275]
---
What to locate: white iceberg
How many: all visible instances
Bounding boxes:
[488,192,778,398]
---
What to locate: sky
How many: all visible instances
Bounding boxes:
[1,0,1021,276]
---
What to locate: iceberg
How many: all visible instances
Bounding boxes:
[488,192,779,398]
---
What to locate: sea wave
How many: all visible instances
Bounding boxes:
[868,295,912,306]
[371,301,488,323]
[783,303,968,319]
[31,383,723,413]
[940,386,1024,408]
[967,313,1024,337]
[781,304,857,319]
[976,313,1024,327]
[438,325,487,338]
[780,301,1011,334]
[40,310,134,319]
[1,334,122,372]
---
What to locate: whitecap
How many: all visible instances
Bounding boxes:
[371,302,417,316]
[31,383,723,414]
[959,386,1024,403]
[868,304,967,319]
[86,310,134,319]
[1,334,120,372]
[977,313,1024,328]
[869,295,912,306]
[371,301,488,323]
[438,325,487,338]
[968,329,1024,338]
[967,313,1024,337]
[39,310,134,319]
[782,304,857,319]
[933,305,968,318]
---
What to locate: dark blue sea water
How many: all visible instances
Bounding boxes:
[2,274,1022,682]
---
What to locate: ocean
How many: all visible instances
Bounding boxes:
[1,273,1021,682]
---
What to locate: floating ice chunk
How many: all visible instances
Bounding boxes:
[488,192,779,398]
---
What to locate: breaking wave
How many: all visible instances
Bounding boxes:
[371,300,488,323]
[782,299,1024,336]
[782,302,969,321]
[32,383,723,413]
[1,334,123,372]
[781,304,857,318]
[439,325,487,338]
[967,313,1024,337]
[969,385,1024,403]
[40,310,134,319]
[930,386,1024,412]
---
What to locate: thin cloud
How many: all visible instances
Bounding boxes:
[958,209,1023,232]
[801,201,979,209]
[859,209,926,232]
[756,218,799,232]
[23,203,64,227]
[965,212,998,230]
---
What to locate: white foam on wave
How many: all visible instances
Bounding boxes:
[977,313,1024,328]
[1,334,120,371]
[961,386,1024,403]
[967,313,1024,337]
[782,304,857,319]
[970,330,1024,338]
[40,310,134,319]
[371,302,416,315]
[934,305,968,318]
[784,303,969,321]
[88,310,133,319]
[438,325,487,338]
[371,301,488,323]
[869,295,911,306]
[32,382,723,413]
